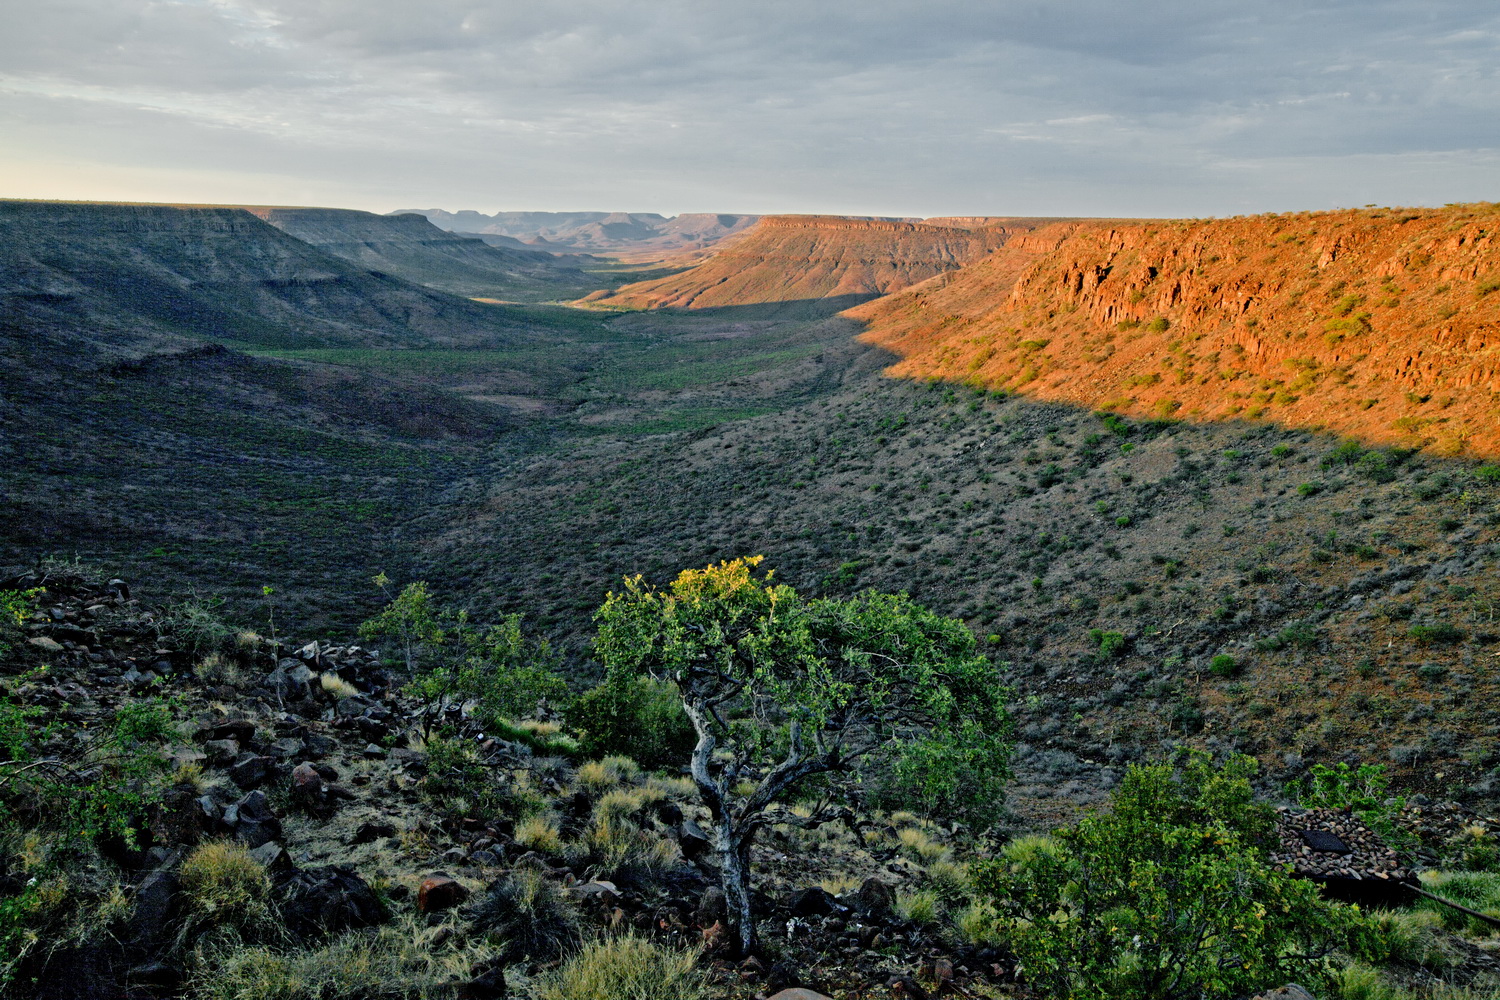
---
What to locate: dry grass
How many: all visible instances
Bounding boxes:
[320,672,360,698]
[470,865,580,962]
[189,914,481,1000]
[515,813,565,855]
[177,841,279,949]
[576,755,642,792]
[532,933,708,1000]
[894,888,941,924]
[896,826,951,864]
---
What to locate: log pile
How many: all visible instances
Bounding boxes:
[1268,807,1412,884]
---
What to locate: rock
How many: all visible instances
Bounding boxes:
[227,755,277,790]
[128,851,183,953]
[854,877,894,918]
[290,761,340,818]
[223,791,282,848]
[787,886,839,918]
[268,736,306,759]
[202,720,256,744]
[27,636,64,653]
[675,818,712,861]
[362,743,387,758]
[458,963,508,999]
[278,865,387,938]
[351,821,397,845]
[248,841,295,880]
[418,874,470,913]
[203,739,240,765]
[695,885,728,928]
[127,960,183,990]
[568,880,619,901]
[1250,987,1318,1000]
[767,990,834,1000]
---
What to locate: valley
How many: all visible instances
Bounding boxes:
[3,196,1500,1000]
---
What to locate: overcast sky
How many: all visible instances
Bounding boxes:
[2,1,1497,218]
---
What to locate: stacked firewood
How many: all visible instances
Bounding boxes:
[1268,807,1412,883]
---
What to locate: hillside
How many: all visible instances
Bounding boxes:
[0,201,549,351]
[247,208,597,302]
[589,215,1045,311]
[853,203,1500,456]
[401,209,758,259]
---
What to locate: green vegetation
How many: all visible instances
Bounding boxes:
[533,934,708,1000]
[973,752,1359,1000]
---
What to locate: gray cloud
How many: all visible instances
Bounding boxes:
[1,0,1496,215]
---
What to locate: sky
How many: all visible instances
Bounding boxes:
[1,1,1497,218]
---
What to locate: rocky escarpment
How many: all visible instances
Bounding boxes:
[590,215,1044,310]
[854,203,1500,455]
[248,207,592,300]
[0,200,542,351]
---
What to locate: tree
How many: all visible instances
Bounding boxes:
[359,579,444,675]
[593,556,1013,955]
[971,752,1359,1000]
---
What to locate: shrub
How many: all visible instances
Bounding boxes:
[154,597,236,655]
[1146,316,1170,333]
[470,865,581,962]
[1409,623,1464,645]
[972,752,1356,1000]
[1298,481,1323,496]
[1208,654,1239,677]
[1090,629,1128,660]
[534,934,707,1000]
[565,676,696,771]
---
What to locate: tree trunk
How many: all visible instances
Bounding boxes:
[717,825,756,956]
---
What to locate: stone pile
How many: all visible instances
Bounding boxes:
[1269,807,1411,883]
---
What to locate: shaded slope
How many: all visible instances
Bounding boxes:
[0,200,544,350]
[249,207,596,301]
[590,215,1045,310]
[853,204,1500,456]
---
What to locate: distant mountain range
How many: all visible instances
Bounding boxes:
[396,209,759,259]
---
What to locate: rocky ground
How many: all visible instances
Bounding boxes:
[5,567,1500,1000]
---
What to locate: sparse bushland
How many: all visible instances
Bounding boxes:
[593,555,1014,954]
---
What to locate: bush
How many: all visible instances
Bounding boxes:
[1409,623,1464,646]
[154,597,236,655]
[565,676,696,770]
[533,934,708,1000]
[470,866,581,962]
[972,752,1356,1000]
[1208,654,1239,677]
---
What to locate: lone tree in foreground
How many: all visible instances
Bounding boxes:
[593,556,1014,955]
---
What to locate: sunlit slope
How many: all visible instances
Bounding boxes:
[591,215,1049,309]
[853,204,1500,455]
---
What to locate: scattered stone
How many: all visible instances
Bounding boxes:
[203,739,240,765]
[1250,987,1318,1000]
[248,841,294,880]
[27,636,64,653]
[418,874,470,913]
[767,990,834,1000]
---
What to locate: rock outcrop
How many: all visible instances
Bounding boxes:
[592,215,1046,310]
[853,203,1500,455]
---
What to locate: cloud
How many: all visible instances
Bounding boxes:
[0,0,1496,215]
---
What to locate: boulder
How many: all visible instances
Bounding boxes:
[695,885,728,928]
[1251,988,1318,1000]
[227,755,277,790]
[854,877,894,918]
[27,636,64,654]
[278,865,386,938]
[787,886,839,918]
[417,874,470,912]
[223,791,282,848]
[768,990,834,1000]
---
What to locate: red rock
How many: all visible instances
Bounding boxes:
[417,874,469,912]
